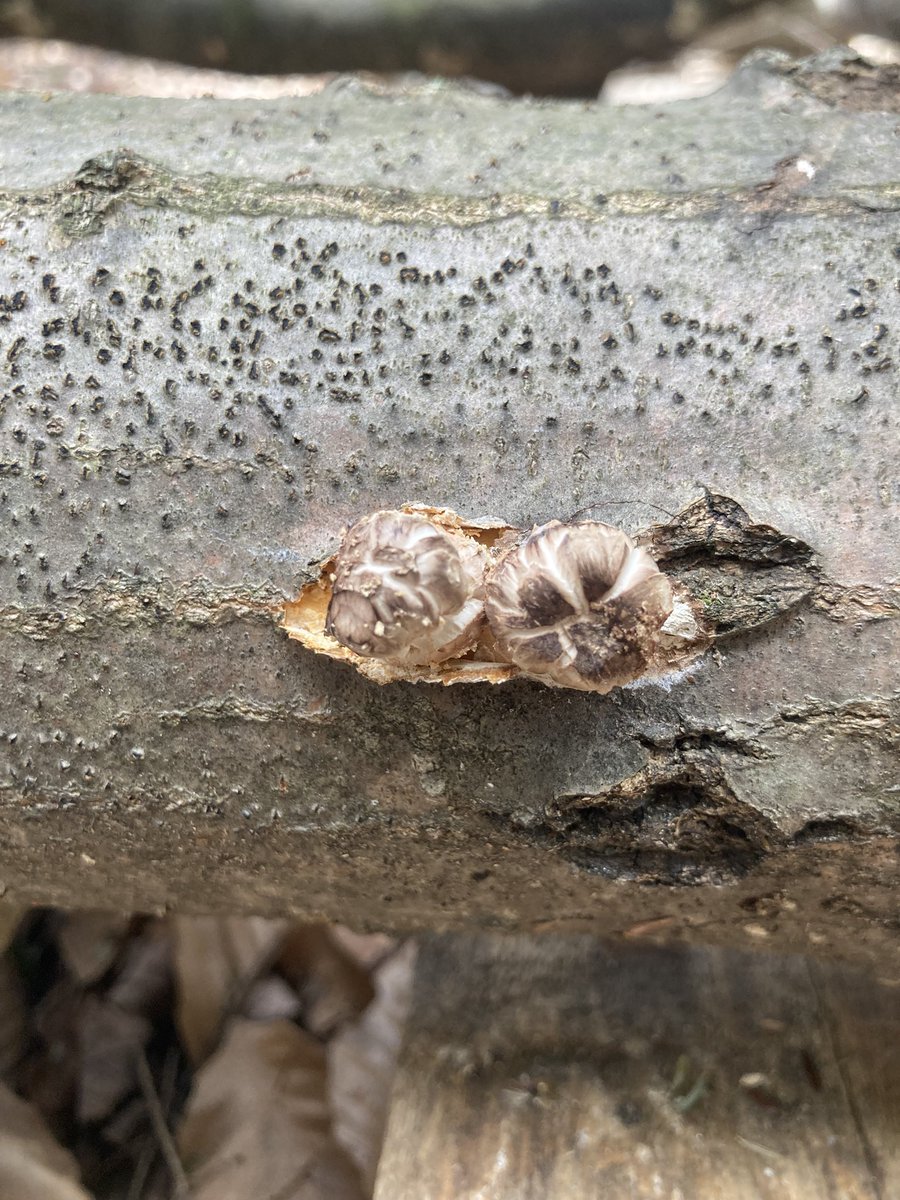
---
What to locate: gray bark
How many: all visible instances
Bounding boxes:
[0,0,757,96]
[0,50,898,968]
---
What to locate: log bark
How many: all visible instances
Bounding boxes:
[0,0,758,96]
[0,50,898,968]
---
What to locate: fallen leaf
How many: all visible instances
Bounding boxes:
[329,927,398,973]
[22,922,172,1133]
[329,943,417,1191]
[178,1017,365,1200]
[0,1080,93,1199]
[243,974,303,1022]
[106,918,172,1016]
[23,978,81,1126]
[172,915,288,1063]
[76,994,151,1124]
[73,920,173,1124]
[277,924,375,1039]
[97,1051,183,1199]
[56,911,132,985]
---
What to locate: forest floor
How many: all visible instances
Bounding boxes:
[1,908,413,1198]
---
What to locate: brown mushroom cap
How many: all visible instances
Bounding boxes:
[483,520,674,692]
[325,509,487,665]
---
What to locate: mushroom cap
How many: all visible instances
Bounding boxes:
[483,520,674,691]
[325,509,487,665]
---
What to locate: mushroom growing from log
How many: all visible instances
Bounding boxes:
[284,504,709,690]
[325,509,488,666]
[483,520,675,692]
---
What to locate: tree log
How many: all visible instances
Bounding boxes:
[0,51,898,968]
[0,0,759,96]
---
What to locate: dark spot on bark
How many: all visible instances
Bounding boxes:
[496,770,780,886]
[793,817,863,843]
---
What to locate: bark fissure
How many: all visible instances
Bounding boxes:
[0,580,283,638]
[498,694,900,884]
[2,149,900,238]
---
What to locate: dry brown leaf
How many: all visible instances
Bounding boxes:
[178,1017,365,1200]
[329,943,417,1191]
[172,915,288,1064]
[76,994,152,1124]
[71,919,173,1124]
[0,37,332,99]
[329,927,398,973]
[56,912,132,986]
[243,974,303,1022]
[277,924,375,1039]
[24,979,81,1127]
[106,918,172,1016]
[0,955,27,1077]
[0,1080,93,1200]
[21,921,171,1133]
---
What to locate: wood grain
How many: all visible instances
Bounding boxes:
[375,936,900,1199]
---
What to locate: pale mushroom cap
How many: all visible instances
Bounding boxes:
[325,510,487,665]
[484,520,674,691]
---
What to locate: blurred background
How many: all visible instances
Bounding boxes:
[0,0,897,101]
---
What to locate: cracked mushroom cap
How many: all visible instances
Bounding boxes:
[483,520,674,692]
[325,509,487,665]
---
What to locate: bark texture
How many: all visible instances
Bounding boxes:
[0,0,755,96]
[0,51,898,967]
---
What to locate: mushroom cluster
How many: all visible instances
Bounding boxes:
[283,505,702,692]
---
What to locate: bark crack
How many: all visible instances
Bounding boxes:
[492,694,900,884]
[114,695,333,728]
[3,149,899,237]
[0,578,283,638]
[645,492,900,637]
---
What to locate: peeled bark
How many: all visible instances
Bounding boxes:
[0,51,898,969]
